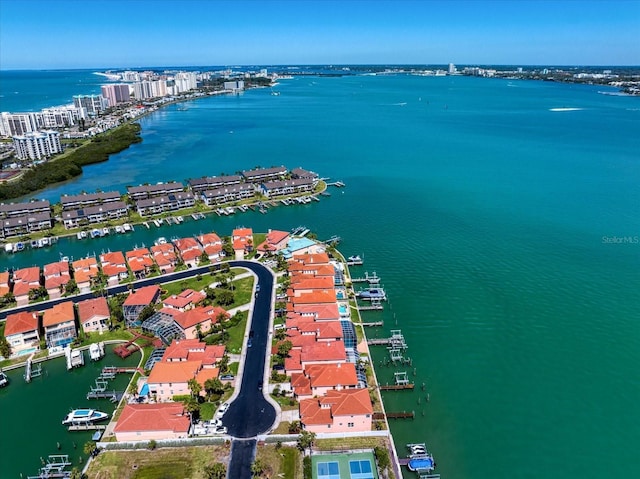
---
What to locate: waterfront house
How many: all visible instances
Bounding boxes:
[125,247,154,279]
[299,388,373,433]
[291,363,359,401]
[72,257,100,293]
[114,403,191,441]
[288,290,338,308]
[173,305,229,340]
[42,301,76,348]
[162,289,206,312]
[300,341,347,369]
[232,227,253,260]
[77,296,110,334]
[147,350,222,402]
[281,237,325,260]
[12,266,41,306]
[188,174,242,194]
[0,271,10,298]
[4,311,39,356]
[287,304,341,322]
[161,339,225,366]
[288,276,335,294]
[260,177,315,198]
[173,237,203,268]
[197,233,223,262]
[201,184,255,206]
[241,166,287,183]
[123,285,160,327]
[151,243,178,274]
[100,251,129,285]
[286,319,344,343]
[43,260,71,299]
[61,201,128,229]
[142,308,184,344]
[256,229,290,254]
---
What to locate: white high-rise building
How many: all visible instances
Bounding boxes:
[0,112,39,137]
[73,95,109,116]
[448,63,457,74]
[13,130,62,160]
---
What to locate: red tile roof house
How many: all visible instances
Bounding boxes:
[288,289,338,307]
[114,403,191,441]
[42,301,77,348]
[299,388,373,433]
[123,285,161,327]
[43,260,71,300]
[4,311,40,356]
[288,303,341,322]
[291,363,359,401]
[100,251,129,286]
[288,277,336,295]
[197,233,224,263]
[146,340,225,402]
[232,227,254,260]
[173,305,230,340]
[256,229,290,254]
[12,266,41,306]
[0,271,10,298]
[162,289,206,312]
[125,247,155,280]
[151,243,178,274]
[173,237,203,269]
[286,319,344,343]
[77,296,110,334]
[290,252,331,266]
[300,341,347,369]
[72,257,100,293]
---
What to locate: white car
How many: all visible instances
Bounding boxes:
[215,402,229,418]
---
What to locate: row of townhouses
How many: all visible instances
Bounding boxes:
[0,166,318,238]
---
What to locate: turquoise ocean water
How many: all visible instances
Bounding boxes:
[1,70,639,478]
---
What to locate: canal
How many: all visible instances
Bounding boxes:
[0,348,140,478]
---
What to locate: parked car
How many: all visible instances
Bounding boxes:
[213,426,227,435]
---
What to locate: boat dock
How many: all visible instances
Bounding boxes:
[379,371,415,390]
[67,423,107,431]
[326,181,345,187]
[373,411,415,420]
[358,299,384,311]
[26,454,73,479]
[361,320,384,327]
[367,330,408,348]
[86,389,123,402]
[24,355,43,383]
[351,272,381,284]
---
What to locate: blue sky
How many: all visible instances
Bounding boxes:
[1,0,638,69]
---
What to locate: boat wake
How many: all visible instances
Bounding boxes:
[549,107,583,112]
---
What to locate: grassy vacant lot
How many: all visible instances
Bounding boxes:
[86,445,229,479]
[315,436,388,452]
[255,445,301,479]
[161,273,254,309]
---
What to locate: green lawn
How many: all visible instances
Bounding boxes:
[225,311,248,353]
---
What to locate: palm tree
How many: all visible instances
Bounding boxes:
[188,378,202,398]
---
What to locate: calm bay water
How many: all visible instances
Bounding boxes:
[1,70,639,478]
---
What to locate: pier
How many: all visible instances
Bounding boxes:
[24,355,43,383]
[27,454,73,479]
[367,330,408,348]
[379,371,415,390]
[358,299,384,311]
[351,272,381,284]
[361,320,384,327]
[373,411,415,420]
[86,389,124,402]
[67,423,107,431]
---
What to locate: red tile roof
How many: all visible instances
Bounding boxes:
[123,285,160,306]
[114,403,190,434]
[321,388,373,416]
[163,289,206,309]
[290,290,337,305]
[174,306,229,330]
[100,251,126,266]
[77,296,110,323]
[305,363,358,389]
[300,341,346,363]
[198,233,222,247]
[148,360,201,384]
[43,261,69,278]
[174,237,201,253]
[42,301,75,327]
[4,311,38,336]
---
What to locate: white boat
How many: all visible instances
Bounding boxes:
[37,237,50,248]
[0,370,8,387]
[89,342,105,361]
[91,228,102,238]
[225,207,235,215]
[348,255,362,262]
[123,223,133,232]
[176,216,184,223]
[62,409,109,425]
[155,237,168,246]
[356,287,386,301]
[4,243,14,253]
[115,225,124,234]
[102,227,110,236]
[15,242,25,251]
[65,347,85,370]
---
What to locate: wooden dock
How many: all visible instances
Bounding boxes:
[380,383,415,391]
[67,424,107,431]
[87,390,123,401]
[359,304,384,311]
[373,411,415,419]
[361,321,384,327]
[367,338,393,346]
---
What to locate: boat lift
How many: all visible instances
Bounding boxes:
[27,454,72,479]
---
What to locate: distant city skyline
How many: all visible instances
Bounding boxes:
[1,0,639,70]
